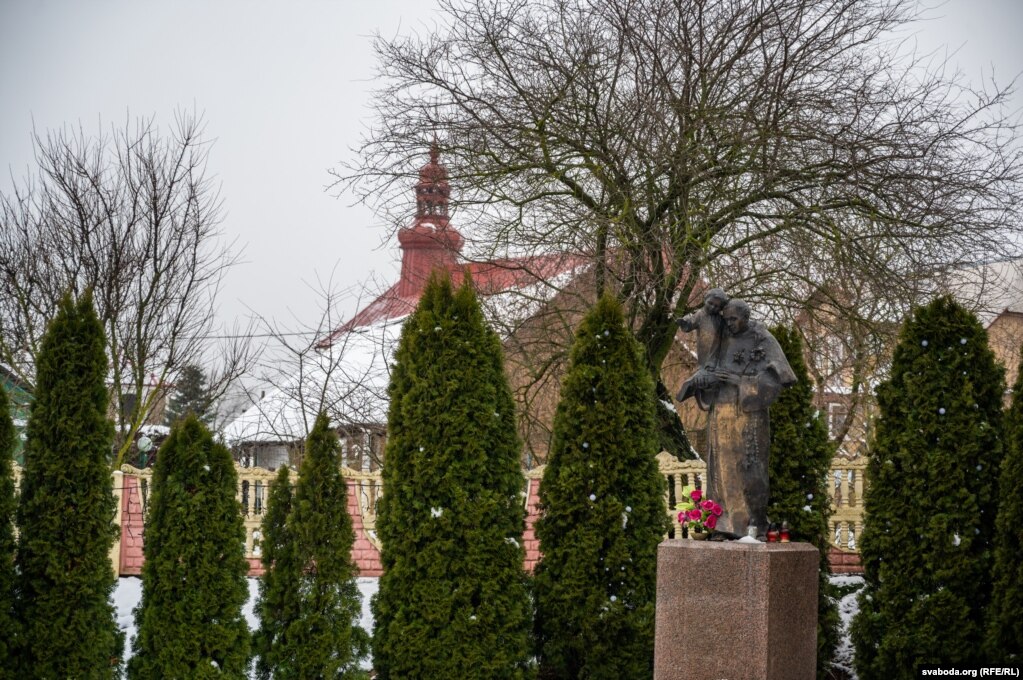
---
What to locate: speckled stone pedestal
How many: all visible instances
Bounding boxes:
[654,539,818,680]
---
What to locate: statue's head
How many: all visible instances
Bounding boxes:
[704,288,729,315]
[721,299,750,334]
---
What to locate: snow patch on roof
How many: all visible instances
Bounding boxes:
[223,317,404,443]
[479,263,586,331]
[226,255,587,443]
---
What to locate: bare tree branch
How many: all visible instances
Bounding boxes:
[0,111,253,466]
[333,0,1023,456]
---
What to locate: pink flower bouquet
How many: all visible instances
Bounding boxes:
[675,486,722,536]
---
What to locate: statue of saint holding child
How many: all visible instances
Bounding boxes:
[676,292,796,539]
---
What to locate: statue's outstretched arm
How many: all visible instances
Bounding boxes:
[676,311,701,332]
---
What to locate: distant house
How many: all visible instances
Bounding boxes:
[110,373,171,429]
[1,361,178,466]
[790,257,1023,462]
[1,363,32,464]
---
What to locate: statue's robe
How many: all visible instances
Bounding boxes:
[695,322,796,536]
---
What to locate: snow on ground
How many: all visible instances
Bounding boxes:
[113,576,379,673]
[113,577,143,661]
[115,574,862,675]
[831,573,865,679]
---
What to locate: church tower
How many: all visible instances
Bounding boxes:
[396,145,464,297]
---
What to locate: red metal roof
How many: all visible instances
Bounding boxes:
[317,250,584,348]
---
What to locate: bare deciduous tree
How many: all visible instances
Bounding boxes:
[0,112,253,466]
[226,276,395,470]
[336,0,1023,456]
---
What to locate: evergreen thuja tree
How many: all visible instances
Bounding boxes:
[987,348,1023,660]
[164,364,213,426]
[851,296,1004,678]
[15,292,123,677]
[128,415,250,679]
[252,465,300,679]
[533,294,668,680]
[767,325,839,678]
[278,412,368,677]
[372,273,532,679]
[0,387,17,672]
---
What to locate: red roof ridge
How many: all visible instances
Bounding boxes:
[316,251,586,349]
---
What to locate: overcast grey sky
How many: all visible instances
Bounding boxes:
[0,0,440,335]
[2,0,1022,339]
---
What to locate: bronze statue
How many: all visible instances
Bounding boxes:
[676,295,796,539]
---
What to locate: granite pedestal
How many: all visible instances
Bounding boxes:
[654,539,818,680]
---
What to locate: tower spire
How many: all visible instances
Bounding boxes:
[397,147,463,296]
[414,143,451,227]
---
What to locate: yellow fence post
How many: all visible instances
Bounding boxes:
[111,469,124,577]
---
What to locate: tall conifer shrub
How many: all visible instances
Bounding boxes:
[128,415,250,678]
[851,296,1004,678]
[252,465,300,679]
[0,387,17,672]
[767,325,839,677]
[987,349,1023,660]
[164,364,213,426]
[371,273,532,679]
[251,466,298,678]
[15,292,123,677]
[275,412,368,677]
[533,294,668,680]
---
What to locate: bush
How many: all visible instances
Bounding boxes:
[372,272,532,679]
[252,465,299,679]
[767,325,840,677]
[272,412,368,677]
[15,292,123,677]
[128,415,250,678]
[0,386,17,671]
[533,294,668,679]
[987,349,1023,660]
[851,296,1004,678]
